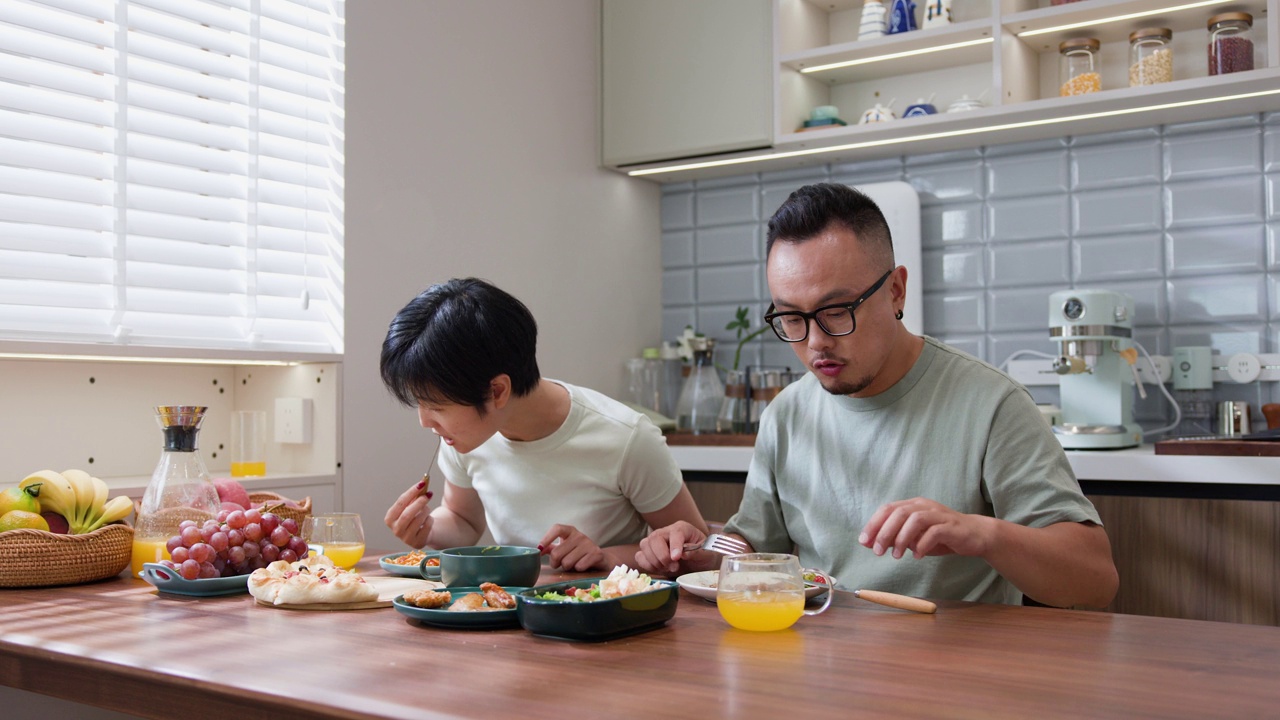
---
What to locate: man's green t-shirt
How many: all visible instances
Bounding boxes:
[724,337,1102,605]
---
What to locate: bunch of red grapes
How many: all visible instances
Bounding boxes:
[158,507,309,580]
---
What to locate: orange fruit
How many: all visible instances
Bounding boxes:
[0,510,50,533]
[0,486,40,516]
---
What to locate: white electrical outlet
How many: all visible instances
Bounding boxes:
[274,397,313,444]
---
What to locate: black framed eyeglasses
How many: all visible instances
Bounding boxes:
[763,269,894,343]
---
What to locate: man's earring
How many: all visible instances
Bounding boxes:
[895,309,904,320]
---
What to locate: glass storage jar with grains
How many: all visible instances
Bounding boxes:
[1059,38,1101,97]
[1208,12,1253,75]
[1129,28,1173,87]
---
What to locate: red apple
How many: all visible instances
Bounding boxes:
[213,478,251,510]
[41,512,70,534]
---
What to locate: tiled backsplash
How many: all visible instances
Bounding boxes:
[660,112,1280,433]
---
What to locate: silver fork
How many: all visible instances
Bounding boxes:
[683,533,750,556]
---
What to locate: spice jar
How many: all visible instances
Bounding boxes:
[1059,38,1101,97]
[1208,12,1254,75]
[1129,28,1173,87]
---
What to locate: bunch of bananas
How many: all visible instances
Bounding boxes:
[19,469,133,534]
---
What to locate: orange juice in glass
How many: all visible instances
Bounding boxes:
[319,541,366,569]
[302,513,365,569]
[717,553,835,631]
[131,537,171,578]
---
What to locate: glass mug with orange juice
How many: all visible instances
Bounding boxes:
[301,513,365,569]
[717,553,836,631]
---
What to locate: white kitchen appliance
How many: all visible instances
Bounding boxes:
[1048,290,1142,450]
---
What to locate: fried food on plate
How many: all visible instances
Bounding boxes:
[480,582,515,609]
[402,589,451,609]
[449,592,487,612]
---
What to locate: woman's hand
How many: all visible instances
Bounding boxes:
[383,480,434,549]
[538,524,606,572]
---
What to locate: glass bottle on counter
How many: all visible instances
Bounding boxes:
[659,341,684,419]
[1129,28,1173,87]
[675,337,723,435]
[131,405,222,579]
[1208,12,1254,76]
[717,370,750,434]
[1059,38,1101,97]
[625,350,662,414]
[749,369,785,434]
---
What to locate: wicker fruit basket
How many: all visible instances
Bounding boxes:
[0,523,135,588]
[250,491,312,526]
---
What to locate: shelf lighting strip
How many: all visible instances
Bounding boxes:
[627,88,1280,177]
[1016,0,1233,38]
[799,37,993,74]
[0,352,297,366]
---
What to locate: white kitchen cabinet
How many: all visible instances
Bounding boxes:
[621,0,1280,181]
[601,0,773,167]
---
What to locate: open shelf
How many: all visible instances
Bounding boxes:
[610,0,1280,180]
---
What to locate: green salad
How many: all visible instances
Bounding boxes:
[534,566,655,603]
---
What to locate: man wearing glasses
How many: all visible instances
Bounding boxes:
[637,183,1118,609]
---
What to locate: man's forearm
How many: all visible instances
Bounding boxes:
[984,520,1118,608]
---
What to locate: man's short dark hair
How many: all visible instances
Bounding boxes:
[380,278,540,412]
[766,183,894,268]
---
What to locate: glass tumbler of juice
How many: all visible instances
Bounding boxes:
[716,553,836,631]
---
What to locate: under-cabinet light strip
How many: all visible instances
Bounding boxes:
[626,88,1280,177]
[800,38,994,74]
[1016,0,1232,38]
[0,352,297,366]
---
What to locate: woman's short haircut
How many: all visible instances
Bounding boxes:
[380,278,540,412]
[765,183,895,269]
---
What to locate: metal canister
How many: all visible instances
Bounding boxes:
[1217,401,1251,437]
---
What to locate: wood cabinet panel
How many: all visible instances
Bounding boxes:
[1091,494,1280,625]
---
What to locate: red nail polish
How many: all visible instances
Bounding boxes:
[416,480,425,489]
[537,544,545,553]
[425,491,433,500]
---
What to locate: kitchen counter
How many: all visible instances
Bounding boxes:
[3,561,1280,718]
[670,443,1280,487]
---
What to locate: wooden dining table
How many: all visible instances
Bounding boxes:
[2,558,1279,719]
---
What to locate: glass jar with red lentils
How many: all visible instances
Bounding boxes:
[1208,12,1254,75]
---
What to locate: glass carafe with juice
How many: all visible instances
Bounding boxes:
[130,406,222,578]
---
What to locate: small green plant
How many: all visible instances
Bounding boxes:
[725,306,770,372]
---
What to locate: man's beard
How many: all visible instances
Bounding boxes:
[815,371,873,396]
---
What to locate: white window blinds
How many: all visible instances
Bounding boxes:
[0,0,344,355]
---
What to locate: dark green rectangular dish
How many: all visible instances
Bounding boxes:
[515,578,679,642]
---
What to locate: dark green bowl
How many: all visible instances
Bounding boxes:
[439,545,541,588]
[515,578,679,642]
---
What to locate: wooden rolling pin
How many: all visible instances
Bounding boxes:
[1262,403,1280,430]
[853,589,937,614]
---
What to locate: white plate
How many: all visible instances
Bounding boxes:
[675,570,829,603]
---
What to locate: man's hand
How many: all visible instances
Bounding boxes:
[635,520,739,576]
[859,497,995,559]
[384,480,434,549]
[539,524,605,572]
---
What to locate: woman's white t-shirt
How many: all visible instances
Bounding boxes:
[437,380,684,548]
